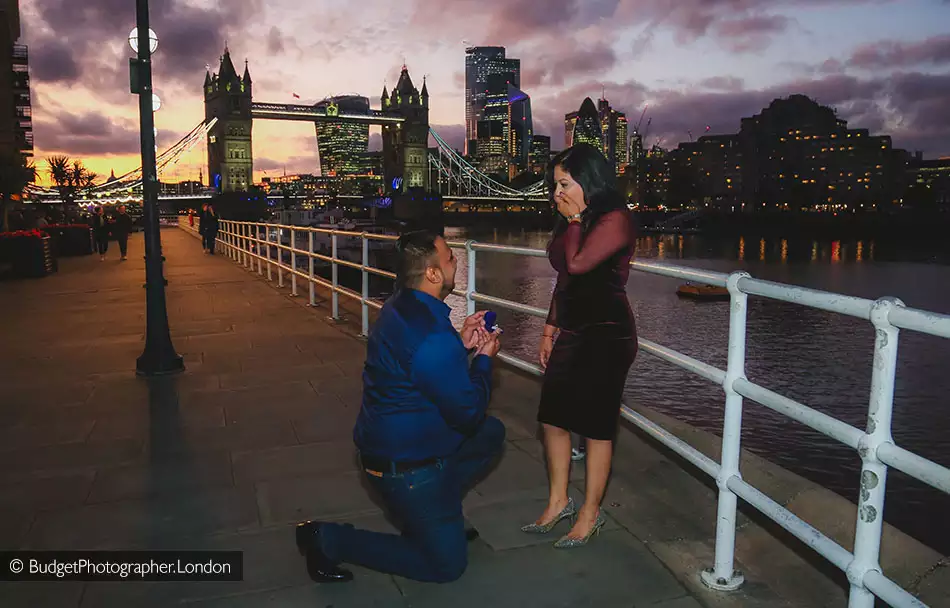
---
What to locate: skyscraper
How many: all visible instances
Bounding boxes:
[598,96,628,173]
[529,134,551,174]
[0,0,31,160]
[565,98,602,150]
[507,84,532,174]
[476,72,514,175]
[465,46,520,156]
[313,95,370,176]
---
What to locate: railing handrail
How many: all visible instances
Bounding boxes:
[181,217,947,608]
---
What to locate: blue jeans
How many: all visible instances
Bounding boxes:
[319,416,505,583]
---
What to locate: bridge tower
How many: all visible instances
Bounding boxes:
[381,66,429,194]
[204,46,253,192]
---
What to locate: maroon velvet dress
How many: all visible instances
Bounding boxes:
[538,209,638,441]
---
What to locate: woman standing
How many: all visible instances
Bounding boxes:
[522,143,638,548]
[203,204,219,254]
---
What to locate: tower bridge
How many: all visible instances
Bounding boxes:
[28,47,547,204]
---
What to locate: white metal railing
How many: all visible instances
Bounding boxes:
[180,218,949,608]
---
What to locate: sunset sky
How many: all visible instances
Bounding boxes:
[22,0,950,186]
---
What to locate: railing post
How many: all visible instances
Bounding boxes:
[265,224,272,281]
[330,231,339,320]
[277,227,284,288]
[243,224,250,268]
[308,230,315,306]
[846,297,901,608]
[256,225,263,275]
[465,240,476,316]
[361,233,369,337]
[701,271,750,592]
[228,222,235,260]
[290,227,298,296]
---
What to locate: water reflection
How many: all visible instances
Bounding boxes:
[444,227,950,555]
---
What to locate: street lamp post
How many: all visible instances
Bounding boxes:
[131,0,184,376]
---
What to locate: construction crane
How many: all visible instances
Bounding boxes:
[634,105,648,134]
[687,125,712,142]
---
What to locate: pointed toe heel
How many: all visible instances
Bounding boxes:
[521,498,577,534]
[553,511,607,549]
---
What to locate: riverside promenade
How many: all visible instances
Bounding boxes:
[1,229,945,607]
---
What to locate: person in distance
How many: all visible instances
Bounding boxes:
[295,229,505,583]
[527,143,639,548]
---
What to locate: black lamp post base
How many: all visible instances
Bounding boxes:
[136,350,185,377]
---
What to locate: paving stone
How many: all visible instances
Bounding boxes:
[26,485,260,550]
[145,421,299,456]
[649,596,705,608]
[0,438,146,475]
[0,470,95,510]
[231,440,358,484]
[290,405,360,444]
[472,443,549,499]
[79,526,405,608]
[179,581,407,608]
[86,404,226,442]
[398,531,687,608]
[0,581,84,608]
[87,451,235,503]
[255,470,383,526]
[0,509,35,549]
[0,417,95,450]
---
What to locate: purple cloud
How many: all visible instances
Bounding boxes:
[849,34,950,69]
[34,109,141,156]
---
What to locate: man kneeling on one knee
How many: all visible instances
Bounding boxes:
[296,230,505,584]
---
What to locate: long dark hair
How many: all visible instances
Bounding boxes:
[545,143,626,239]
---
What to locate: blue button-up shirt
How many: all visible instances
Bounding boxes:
[353,288,493,461]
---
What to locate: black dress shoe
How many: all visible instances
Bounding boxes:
[295,521,354,583]
[465,527,480,542]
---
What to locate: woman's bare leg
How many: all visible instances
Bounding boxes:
[533,423,573,524]
[566,437,612,538]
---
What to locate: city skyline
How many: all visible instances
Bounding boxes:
[21,0,950,185]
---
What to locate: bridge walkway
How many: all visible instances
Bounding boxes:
[0,229,708,608]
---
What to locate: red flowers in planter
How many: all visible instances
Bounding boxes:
[0,229,45,239]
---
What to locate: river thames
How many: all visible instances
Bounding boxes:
[437,227,950,555]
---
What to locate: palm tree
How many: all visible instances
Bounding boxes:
[0,152,36,232]
[47,155,97,214]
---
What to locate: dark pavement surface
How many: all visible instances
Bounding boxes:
[0,229,701,607]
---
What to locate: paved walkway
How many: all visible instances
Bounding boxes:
[0,229,702,607]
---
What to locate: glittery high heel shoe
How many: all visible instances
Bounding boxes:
[553,510,606,549]
[521,497,577,534]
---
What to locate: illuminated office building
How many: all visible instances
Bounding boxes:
[529,134,551,174]
[598,96,627,173]
[564,98,602,150]
[507,84,532,174]
[314,95,370,176]
[465,46,520,156]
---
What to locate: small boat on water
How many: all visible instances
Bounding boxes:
[676,283,730,301]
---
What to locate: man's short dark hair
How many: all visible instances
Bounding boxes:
[395,230,440,289]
